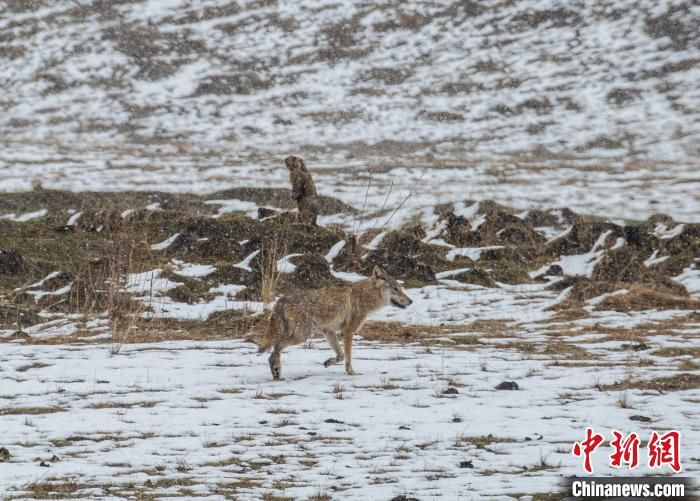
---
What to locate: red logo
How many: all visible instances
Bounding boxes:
[572,427,605,474]
[573,429,682,474]
[648,431,682,473]
[610,430,640,469]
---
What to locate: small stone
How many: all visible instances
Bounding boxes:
[50,455,60,463]
[399,425,410,430]
[442,387,459,395]
[40,460,50,467]
[546,264,563,275]
[459,460,474,469]
[0,447,10,462]
[495,381,519,390]
[257,207,280,219]
[324,418,343,424]
[630,415,652,423]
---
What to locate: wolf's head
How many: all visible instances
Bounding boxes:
[372,266,413,309]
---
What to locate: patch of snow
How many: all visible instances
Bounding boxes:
[674,267,700,298]
[435,268,471,279]
[643,250,670,267]
[365,231,386,250]
[446,246,504,262]
[331,270,366,282]
[234,250,260,272]
[470,214,486,231]
[654,223,684,239]
[25,284,72,303]
[453,201,480,219]
[122,269,181,294]
[150,233,181,251]
[66,211,82,226]
[586,289,629,307]
[553,230,612,277]
[277,254,303,273]
[325,240,346,263]
[1,209,48,222]
[204,199,262,218]
[424,238,455,248]
[545,225,572,244]
[16,271,61,291]
[170,259,216,278]
[610,237,626,250]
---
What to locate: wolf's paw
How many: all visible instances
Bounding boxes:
[345,367,357,376]
[324,357,340,368]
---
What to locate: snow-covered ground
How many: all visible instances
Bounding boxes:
[2,271,699,498]
[1,1,698,161]
[2,331,698,499]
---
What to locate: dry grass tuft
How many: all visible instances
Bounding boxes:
[260,245,283,304]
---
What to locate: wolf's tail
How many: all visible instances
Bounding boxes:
[244,310,275,354]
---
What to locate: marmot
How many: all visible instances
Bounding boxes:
[285,156,318,226]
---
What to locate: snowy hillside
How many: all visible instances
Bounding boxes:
[1,0,698,161]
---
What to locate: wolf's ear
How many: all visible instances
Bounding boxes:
[372,266,385,279]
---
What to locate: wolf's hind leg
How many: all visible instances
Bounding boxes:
[322,331,344,367]
[268,346,282,380]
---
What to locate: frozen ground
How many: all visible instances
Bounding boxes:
[2,329,699,499]
[1,272,699,498]
[1,0,699,160]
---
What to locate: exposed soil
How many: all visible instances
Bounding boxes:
[1,190,698,331]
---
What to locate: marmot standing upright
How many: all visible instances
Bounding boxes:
[285,156,318,226]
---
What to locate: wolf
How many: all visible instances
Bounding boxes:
[251,266,412,380]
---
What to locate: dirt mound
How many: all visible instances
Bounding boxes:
[545,219,622,256]
[0,249,26,274]
[596,286,700,312]
[658,223,700,275]
[76,209,124,233]
[287,254,333,289]
[442,205,545,257]
[451,269,496,287]
[521,207,577,228]
[591,247,683,293]
[477,248,532,284]
[349,230,455,287]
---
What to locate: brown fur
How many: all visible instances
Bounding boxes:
[253,266,412,379]
[285,155,318,226]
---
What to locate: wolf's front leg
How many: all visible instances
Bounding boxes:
[343,332,355,375]
[340,317,363,375]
